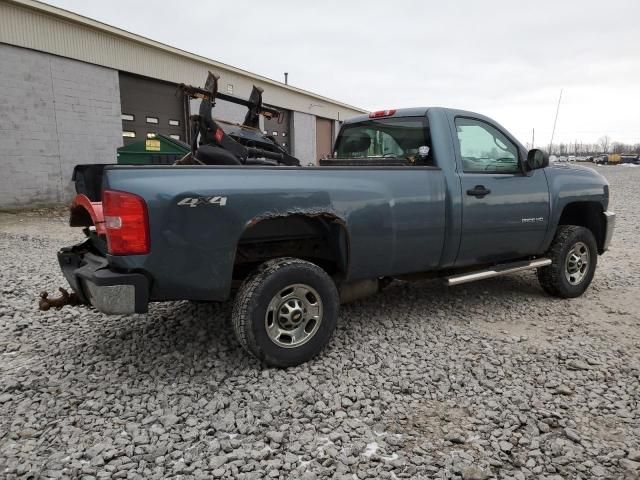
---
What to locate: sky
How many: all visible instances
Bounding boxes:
[46,0,640,148]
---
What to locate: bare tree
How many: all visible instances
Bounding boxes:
[599,135,611,154]
[612,142,626,154]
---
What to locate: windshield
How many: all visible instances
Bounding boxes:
[335,116,428,161]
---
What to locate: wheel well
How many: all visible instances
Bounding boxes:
[69,205,93,227]
[558,202,605,253]
[233,214,349,280]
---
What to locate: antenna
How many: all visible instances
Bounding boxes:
[548,89,563,153]
[532,128,535,149]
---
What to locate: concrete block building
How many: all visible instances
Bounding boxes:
[0,0,366,208]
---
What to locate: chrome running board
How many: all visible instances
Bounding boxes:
[446,258,552,286]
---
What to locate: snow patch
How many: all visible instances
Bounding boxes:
[363,442,379,457]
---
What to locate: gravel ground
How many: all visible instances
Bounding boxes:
[1,165,639,480]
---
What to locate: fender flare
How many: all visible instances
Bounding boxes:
[69,194,106,235]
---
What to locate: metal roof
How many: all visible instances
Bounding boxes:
[1,0,368,120]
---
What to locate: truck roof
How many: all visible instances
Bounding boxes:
[341,107,528,153]
[343,107,431,124]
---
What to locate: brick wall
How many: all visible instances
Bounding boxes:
[0,44,122,208]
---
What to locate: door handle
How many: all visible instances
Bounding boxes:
[466,185,491,198]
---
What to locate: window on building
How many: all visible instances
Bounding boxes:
[170,134,181,140]
[227,84,234,94]
[169,119,180,126]
[282,132,287,137]
[123,131,135,138]
[121,113,134,121]
[146,117,159,124]
[272,131,278,136]
[147,132,157,138]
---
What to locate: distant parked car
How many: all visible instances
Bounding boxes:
[621,154,640,165]
[549,155,558,163]
[595,155,608,165]
[568,155,576,162]
[585,156,594,162]
[558,156,568,162]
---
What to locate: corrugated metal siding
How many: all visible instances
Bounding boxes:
[0,0,365,121]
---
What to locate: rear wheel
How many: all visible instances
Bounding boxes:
[537,225,598,298]
[232,257,339,367]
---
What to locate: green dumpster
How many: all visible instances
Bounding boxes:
[117,134,190,165]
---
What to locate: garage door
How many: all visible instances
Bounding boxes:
[263,109,291,153]
[316,117,333,163]
[119,73,186,146]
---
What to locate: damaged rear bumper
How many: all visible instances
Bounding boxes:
[57,242,149,314]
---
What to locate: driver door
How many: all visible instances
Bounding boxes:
[454,117,550,267]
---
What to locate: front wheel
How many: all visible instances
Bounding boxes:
[232,258,339,367]
[537,225,598,298]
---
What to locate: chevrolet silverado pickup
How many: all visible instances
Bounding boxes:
[57,107,615,367]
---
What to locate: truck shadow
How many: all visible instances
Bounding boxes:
[343,272,547,320]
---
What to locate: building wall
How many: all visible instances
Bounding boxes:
[0,0,366,206]
[292,112,316,166]
[0,44,122,207]
[0,0,366,123]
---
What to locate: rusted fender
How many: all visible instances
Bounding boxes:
[70,194,106,235]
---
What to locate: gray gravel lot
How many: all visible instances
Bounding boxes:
[1,166,639,480]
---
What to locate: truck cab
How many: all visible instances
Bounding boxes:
[328,107,608,269]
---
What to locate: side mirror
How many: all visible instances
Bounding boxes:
[526,149,549,170]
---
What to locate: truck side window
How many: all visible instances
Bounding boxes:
[455,118,519,173]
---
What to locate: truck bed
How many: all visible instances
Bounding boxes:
[99,164,448,301]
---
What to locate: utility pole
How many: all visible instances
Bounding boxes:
[548,88,563,154]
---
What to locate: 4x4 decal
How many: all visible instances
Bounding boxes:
[177,196,228,207]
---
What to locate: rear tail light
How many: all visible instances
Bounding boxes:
[102,190,150,255]
[369,109,397,118]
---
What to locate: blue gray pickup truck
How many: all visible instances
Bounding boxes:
[57,105,615,367]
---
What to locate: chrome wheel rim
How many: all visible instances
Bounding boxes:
[565,241,590,285]
[265,284,323,348]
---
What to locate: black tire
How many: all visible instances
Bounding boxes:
[232,257,339,367]
[195,145,241,165]
[537,225,598,298]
